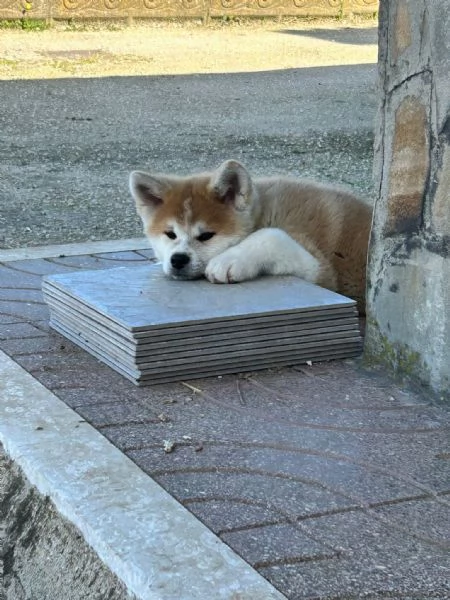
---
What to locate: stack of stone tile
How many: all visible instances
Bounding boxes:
[42,264,362,386]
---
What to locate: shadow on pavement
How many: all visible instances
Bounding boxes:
[278,27,378,46]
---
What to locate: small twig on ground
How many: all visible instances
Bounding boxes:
[181,381,202,395]
[236,378,246,405]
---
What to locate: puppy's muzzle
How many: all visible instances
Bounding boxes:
[170,253,190,271]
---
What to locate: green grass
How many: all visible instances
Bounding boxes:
[0,18,50,30]
[63,18,127,31]
[0,58,19,67]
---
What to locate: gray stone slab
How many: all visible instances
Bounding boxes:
[136,349,363,384]
[51,310,359,364]
[46,292,358,352]
[51,317,361,367]
[50,321,361,384]
[43,264,362,384]
[50,319,358,377]
[44,288,357,342]
[132,332,358,373]
[43,264,356,331]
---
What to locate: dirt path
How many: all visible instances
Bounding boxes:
[0,19,377,79]
[0,19,378,248]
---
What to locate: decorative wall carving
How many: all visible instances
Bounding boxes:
[0,0,378,20]
[209,0,358,16]
[208,0,377,17]
[0,0,48,18]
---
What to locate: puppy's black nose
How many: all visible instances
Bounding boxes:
[171,253,190,270]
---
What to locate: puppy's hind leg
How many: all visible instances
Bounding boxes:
[205,228,335,288]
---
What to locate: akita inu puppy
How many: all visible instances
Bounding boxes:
[129,160,372,312]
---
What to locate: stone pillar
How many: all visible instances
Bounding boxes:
[366,0,450,397]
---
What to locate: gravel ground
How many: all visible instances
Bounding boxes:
[0,19,378,248]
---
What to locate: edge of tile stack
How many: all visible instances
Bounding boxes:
[42,265,362,386]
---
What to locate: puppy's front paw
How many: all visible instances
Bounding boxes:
[205,250,258,284]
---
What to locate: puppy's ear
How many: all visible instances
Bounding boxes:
[129,171,169,223]
[211,160,253,211]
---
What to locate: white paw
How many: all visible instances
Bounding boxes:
[205,250,258,284]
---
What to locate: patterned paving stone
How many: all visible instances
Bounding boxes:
[0,263,43,288]
[0,313,22,325]
[13,351,125,390]
[265,511,450,599]
[1,335,66,356]
[373,498,450,542]
[130,443,427,506]
[188,374,446,431]
[185,499,283,534]
[56,382,180,408]
[259,540,449,599]
[92,251,151,261]
[0,322,49,340]
[135,249,157,259]
[221,523,332,567]
[3,258,79,275]
[152,470,354,518]
[45,252,154,269]
[0,288,45,303]
[44,255,121,270]
[0,299,49,321]
[77,399,177,428]
[1,251,449,600]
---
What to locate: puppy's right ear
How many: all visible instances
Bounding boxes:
[129,171,168,223]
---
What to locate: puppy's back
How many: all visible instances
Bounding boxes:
[255,177,372,311]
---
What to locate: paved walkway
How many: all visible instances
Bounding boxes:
[1,241,449,599]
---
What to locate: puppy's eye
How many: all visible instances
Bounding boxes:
[197,232,215,242]
[165,231,177,240]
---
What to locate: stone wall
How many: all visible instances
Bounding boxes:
[366,0,450,397]
[0,0,378,22]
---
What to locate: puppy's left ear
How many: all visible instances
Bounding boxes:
[129,171,169,224]
[211,160,253,211]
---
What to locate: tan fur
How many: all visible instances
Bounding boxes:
[254,177,373,311]
[148,177,248,239]
[130,161,372,313]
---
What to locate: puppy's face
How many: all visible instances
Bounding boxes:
[129,160,256,280]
